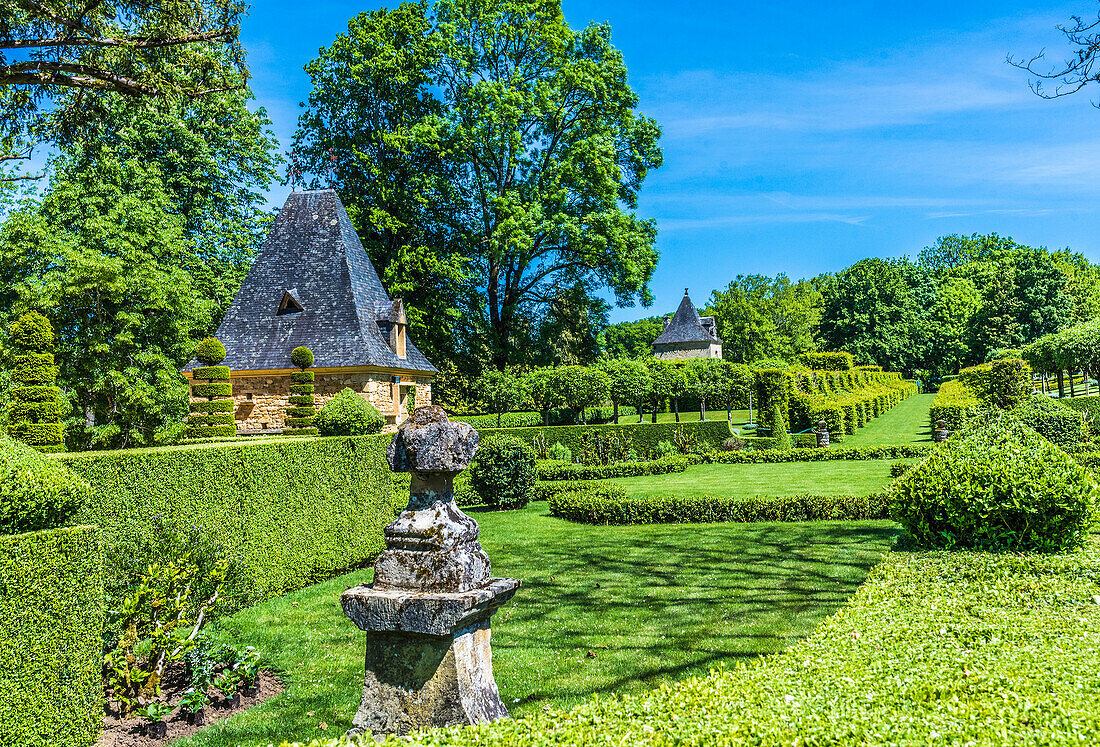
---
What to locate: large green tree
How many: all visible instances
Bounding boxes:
[0,154,207,448]
[707,274,820,364]
[293,0,662,370]
[599,316,663,359]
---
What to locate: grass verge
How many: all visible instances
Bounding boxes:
[171,506,896,746]
[839,392,936,447]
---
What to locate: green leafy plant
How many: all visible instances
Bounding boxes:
[104,529,236,716]
[6,312,66,451]
[0,433,90,534]
[470,437,537,510]
[1011,395,1089,449]
[179,687,209,713]
[290,346,314,370]
[285,347,317,433]
[654,439,676,458]
[234,645,261,687]
[889,413,1095,551]
[214,668,239,698]
[547,441,572,462]
[194,338,227,366]
[314,387,384,436]
[137,702,172,723]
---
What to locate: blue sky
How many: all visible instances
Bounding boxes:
[240,1,1100,321]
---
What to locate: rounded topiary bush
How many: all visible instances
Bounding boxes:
[1011,395,1089,449]
[8,311,54,350]
[194,337,227,366]
[291,346,314,370]
[0,434,91,534]
[470,437,536,510]
[889,414,1095,552]
[314,388,384,436]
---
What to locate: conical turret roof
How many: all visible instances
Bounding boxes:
[653,290,722,345]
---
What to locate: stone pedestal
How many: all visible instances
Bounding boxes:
[933,419,950,443]
[815,419,830,448]
[341,406,520,736]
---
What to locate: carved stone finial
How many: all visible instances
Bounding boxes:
[815,419,830,449]
[933,419,950,443]
[387,405,478,474]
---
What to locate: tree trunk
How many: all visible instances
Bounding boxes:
[699,398,705,420]
[651,399,658,423]
[497,411,502,427]
[613,401,619,424]
[727,404,732,422]
[674,399,679,422]
[1058,370,1065,398]
[1070,371,1076,398]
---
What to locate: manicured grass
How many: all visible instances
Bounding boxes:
[644,408,750,426]
[609,459,896,498]
[174,505,896,746]
[841,393,936,447]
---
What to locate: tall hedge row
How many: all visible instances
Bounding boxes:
[6,312,65,452]
[928,379,983,430]
[780,370,917,438]
[0,525,103,747]
[57,435,401,607]
[475,419,732,459]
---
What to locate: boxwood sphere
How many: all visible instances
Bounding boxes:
[314,388,384,436]
[194,337,227,366]
[470,437,537,510]
[9,311,54,351]
[889,414,1095,552]
[291,346,314,370]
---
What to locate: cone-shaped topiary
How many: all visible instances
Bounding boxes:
[284,346,317,435]
[6,312,66,452]
[187,337,235,439]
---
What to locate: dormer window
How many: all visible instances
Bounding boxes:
[277,290,303,316]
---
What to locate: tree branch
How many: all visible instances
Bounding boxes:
[0,28,235,50]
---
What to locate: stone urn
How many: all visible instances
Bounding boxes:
[933,419,950,443]
[341,406,520,736]
[815,419,830,448]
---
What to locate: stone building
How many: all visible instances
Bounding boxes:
[651,289,723,359]
[184,189,437,432]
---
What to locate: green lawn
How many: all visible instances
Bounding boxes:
[174,506,896,746]
[840,392,935,447]
[609,459,896,498]
[642,408,750,426]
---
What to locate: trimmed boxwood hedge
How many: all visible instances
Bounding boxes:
[57,434,402,607]
[928,378,981,430]
[287,536,1100,747]
[475,420,732,461]
[289,383,315,395]
[536,455,694,481]
[1062,395,1100,433]
[185,424,238,438]
[290,370,316,384]
[192,365,231,380]
[698,443,933,464]
[1011,395,1090,448]
[186,413,234,427]
[289,394,316,407]
[6,422,65,452]
[191,381,233,398]
[548,488,889,524]
[800,351,854,370]
[0,525,103,747]
[188,399,235,414]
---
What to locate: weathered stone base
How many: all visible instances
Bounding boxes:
[342,578,519,736]
[347,620,507,736]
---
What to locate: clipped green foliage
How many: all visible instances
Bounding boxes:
[1063,395,1100,434]
[770,406,792,451]
[754,369,792,433]
[475,420,732,460]
[289,383,315,395]
[958,358,1032,410]
[186,413,234,426]
[291,346,314,370]
[186,425,238,439]
[11,355,59,385]
[289,394,316,407]
[0,526,103,747]
[192,365,230,380]
[889,415,1095,551]
[928,379,981,430]
[290,370,316,384]
[58,435,400,608]
[0,434,90,535]
[537,455,692,481]
[550,489,888,525]
[7,311,54,350]
[800,351,854,370]
[285,416,317,428]
[189,399,235,414]
[191,382,232,398]
[314,388,385,436]
[1011,395,1089,449]
[470,437,537,509]
[193,337,227,366]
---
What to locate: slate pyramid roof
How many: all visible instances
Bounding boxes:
[187,189,436,374]
[653,290,722,345]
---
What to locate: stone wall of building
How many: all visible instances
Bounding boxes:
[653,342,723,360]
[227,371,433,432]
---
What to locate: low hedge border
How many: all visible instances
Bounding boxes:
[929,378,981,430]
[57,434,401,609]
[282,535,1100,746]
[475,420,732,460]
[536,455,695,481]
[548,488,889,524]
[699,444,933,464]
[186,424,237,438]
[0,525,103,747]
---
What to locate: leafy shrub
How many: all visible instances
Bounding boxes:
[454,411,545,429]
[770,406,792,451]
[958,358,1033,410]
[654,439,676,458]
[189,399,234,414]
[475,419,732,460]
[889,414,1095,551]
[193,337,227,366]
[8,311,54,350]
[800,351,854,370]
[722,435,746,451]
[1011,395,1089,448]
[290,346,314,369]
[59,434,400,609]
[192,365,230,380]
[0,526,102,747]
[549,489,888,525]
[6,313,65,452]
[0,434,90,535]
[754,369,792,432]
[547,441,572,462]
[314,388,385,436]
[1061,395,1100,434]
[537,455,692,481]
[928,378,981,430]
[470,437,536,509]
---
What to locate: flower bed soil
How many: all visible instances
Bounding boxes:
[97,662,283,747]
